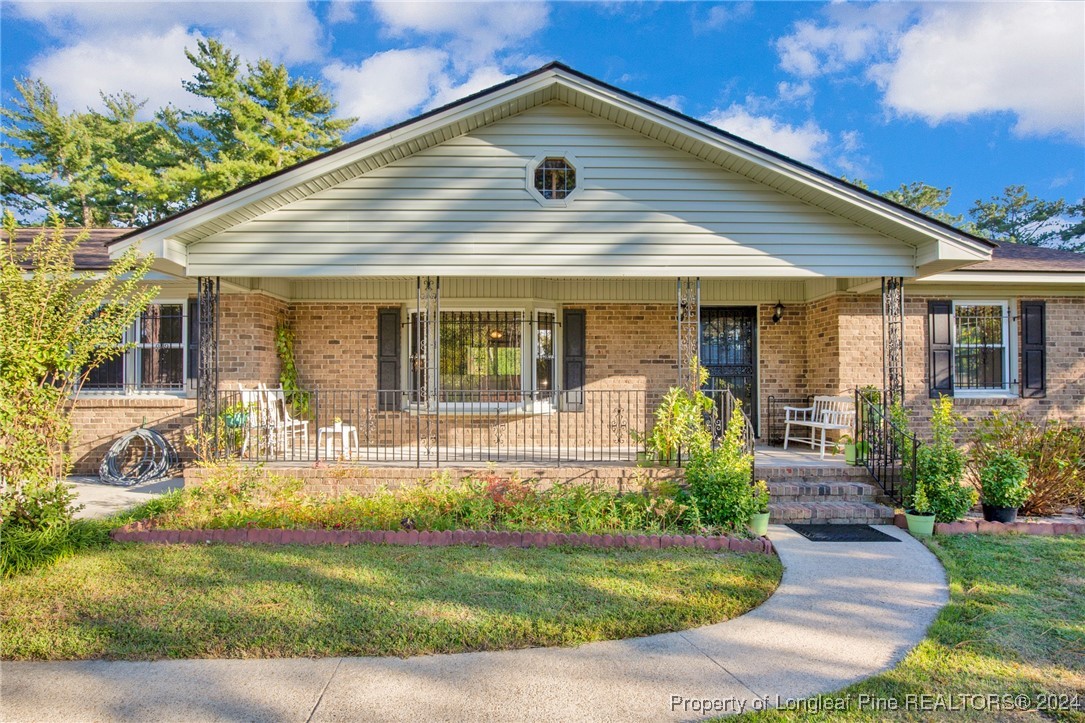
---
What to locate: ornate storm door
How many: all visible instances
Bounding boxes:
[700,307,758,428]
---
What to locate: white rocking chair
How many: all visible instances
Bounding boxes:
[262,384,310,460]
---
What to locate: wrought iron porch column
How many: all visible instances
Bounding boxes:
[882,276,905,406]
[415,276,439,465]
[677,277,701,390]
[196,277,221,447]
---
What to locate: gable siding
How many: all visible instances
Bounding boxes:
[187,103,915,278]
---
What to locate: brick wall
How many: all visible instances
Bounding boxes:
[581,304,677,390]
[288,303,381,390]
[218,293,285,388]
[68,397,196,474]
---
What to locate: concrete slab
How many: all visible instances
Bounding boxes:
[0,524,948,722]
[67,476,184,520]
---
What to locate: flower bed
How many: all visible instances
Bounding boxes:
[153,463,766,538]
[110,523,774,554]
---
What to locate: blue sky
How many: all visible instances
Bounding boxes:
[3,1,1083,218]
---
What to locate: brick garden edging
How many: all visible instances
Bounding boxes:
[110,522,775,554]
[892,513,1085,537]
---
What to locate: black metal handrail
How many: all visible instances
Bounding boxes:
[854,387,917,505]
[704,387,757,484]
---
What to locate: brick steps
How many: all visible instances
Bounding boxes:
[764,464,896,525]
[770,500,897,525]
[767,480,884,503]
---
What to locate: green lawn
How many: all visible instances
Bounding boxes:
[0,541,781,661]
[740,535,1085,722]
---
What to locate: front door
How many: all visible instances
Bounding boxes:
[700,307,758,429]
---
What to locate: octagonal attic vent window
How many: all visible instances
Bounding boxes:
[528,154,581,205]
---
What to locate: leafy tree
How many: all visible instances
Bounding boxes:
[0,211,157,516]
[1,80,188,226]
[117,39,355,205]
[882,182,965,228]
[3,39,354,226]
[970,185,1085,252]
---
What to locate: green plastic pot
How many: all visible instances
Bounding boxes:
[905,511,936,537]
[844,443,857,465]
[749,511,770,537]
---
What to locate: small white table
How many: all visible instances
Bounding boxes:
[316,423,358,460]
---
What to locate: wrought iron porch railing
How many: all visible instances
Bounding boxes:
[854,388,917,506]
[209,386,757,470]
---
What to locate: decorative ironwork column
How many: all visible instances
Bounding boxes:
[882,276,905,406]
[196,276,221,428]
[414,276,440,405]
[677,277,701,391]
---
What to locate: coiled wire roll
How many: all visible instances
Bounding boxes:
[98,428,179,486]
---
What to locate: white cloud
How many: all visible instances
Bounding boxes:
[324,48,449,129]
[649,94,685,112]
[703,105,830,165]
[27,26,207,112]
[372,1,549,70]
[871,4,1085,140]
[12,1,325,114]
[775,3,1085,141]
[776,80,813,104]
[428,65,515,110]
[701,2,753,31]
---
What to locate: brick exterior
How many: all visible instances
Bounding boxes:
[219,293,285,388]
[68,397,196,473]
[581,303,676,390]
[288,303,380,390]
[66,291,1083,473]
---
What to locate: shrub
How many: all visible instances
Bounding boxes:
[155,463,705,535]
[977,451,1031,509]
[969,412,1085,516]
[909,397,977,522]
[686,406,757,532]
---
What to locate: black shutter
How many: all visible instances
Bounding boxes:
[187,298,199,382]
[928,300,954,397]
[377,308,401,410]
[562,309,586,410]
[1020,301,1046,398]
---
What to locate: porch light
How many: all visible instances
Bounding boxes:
[488,329,504,340]
[772,301,784,324]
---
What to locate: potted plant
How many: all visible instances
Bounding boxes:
[748,479,771,536]
[904,397,977,535]
[839,434,857,465]
[904,482,936,536]
[977,450,1030,523]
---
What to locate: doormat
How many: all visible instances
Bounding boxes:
[787,524,900,542]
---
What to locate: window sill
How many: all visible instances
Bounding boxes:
[406,401,557,416]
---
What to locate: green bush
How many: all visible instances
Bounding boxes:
[910,397,977,522]
[685,406,758,532]
[969,412,1084,516]
[977,450,1031,509]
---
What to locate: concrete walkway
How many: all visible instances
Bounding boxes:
[0,525,947,722]
[68,476,184,520]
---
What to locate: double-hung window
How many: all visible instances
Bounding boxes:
[83,302,190,394]
[952,302,1009,393]
[928,299,1045,398]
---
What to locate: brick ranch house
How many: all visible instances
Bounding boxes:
[29,63,1083,492]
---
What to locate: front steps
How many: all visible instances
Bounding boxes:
[759,465,896,525]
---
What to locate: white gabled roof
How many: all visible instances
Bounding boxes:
[111,62,994,278]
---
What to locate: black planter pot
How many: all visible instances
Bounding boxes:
[982,503,1019,523]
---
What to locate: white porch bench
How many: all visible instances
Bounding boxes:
[783,395,855,459]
